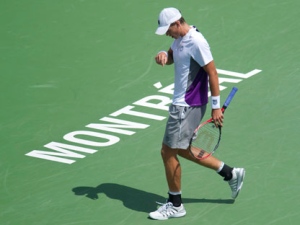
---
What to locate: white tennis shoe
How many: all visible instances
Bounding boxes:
[228,168,245,199]
[149,202,186,220]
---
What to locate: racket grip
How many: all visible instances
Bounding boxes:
[224,87,238,108]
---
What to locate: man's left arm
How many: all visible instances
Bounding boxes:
[203,60,224,126]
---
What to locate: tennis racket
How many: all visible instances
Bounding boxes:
[188,87,238,160]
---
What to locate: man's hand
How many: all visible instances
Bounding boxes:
[212,108,224,127]
[155,52,168,66]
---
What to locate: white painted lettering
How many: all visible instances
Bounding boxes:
[110,105,165,120]
[86,117,149,135]
[158,83,174,95]
[217,69,262,79]
[25,68,263,164]
[25,142,97,164]
[64,131,120,147]
[133,95,172,111]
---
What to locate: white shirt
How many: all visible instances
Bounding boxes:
[171,26,213,107]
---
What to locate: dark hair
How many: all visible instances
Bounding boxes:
[170,17,186,26]
[179,17,185,24]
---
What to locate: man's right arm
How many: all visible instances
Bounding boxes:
[155,48,173,66]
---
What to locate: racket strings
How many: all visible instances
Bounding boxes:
[192,122,221,153]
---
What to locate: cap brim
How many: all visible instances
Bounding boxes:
[155,25,170,35]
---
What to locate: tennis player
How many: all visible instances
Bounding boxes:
[149,7,245,220]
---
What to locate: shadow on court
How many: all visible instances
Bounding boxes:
[72,183,234,213]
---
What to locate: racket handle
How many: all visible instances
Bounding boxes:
[223,87,238,109]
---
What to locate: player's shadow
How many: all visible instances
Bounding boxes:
[72,183,234,213]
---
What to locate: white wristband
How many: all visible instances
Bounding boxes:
[158,50,168,58]
[211,96,220,109]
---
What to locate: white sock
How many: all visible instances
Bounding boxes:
[168,191,182,195]
[216,162,225,173]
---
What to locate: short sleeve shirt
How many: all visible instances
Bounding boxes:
[171,26,213,107]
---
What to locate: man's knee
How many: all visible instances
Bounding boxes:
[161,143,177,160]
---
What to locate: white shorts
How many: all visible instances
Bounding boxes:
[163,104,207,149]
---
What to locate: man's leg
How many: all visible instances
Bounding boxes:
[161,143,181,192]
[177,148,245,199]
[148,144,186,220]
[177,148,233,180]
[177,148,222,170]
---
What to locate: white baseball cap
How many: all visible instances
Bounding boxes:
[155,7,182,35]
